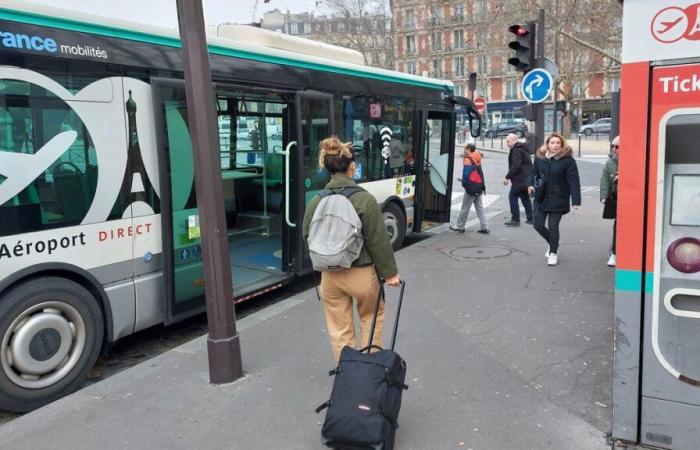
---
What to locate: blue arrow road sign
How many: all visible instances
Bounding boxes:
[521,68,553,103]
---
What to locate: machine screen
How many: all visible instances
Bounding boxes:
[671,175,700,226]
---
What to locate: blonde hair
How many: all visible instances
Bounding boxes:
[538,132,567,155]
[318,136,354,173]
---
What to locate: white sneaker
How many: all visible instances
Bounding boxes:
[547,253,558,266]
[545,246,550,257]
[607,254,616,267]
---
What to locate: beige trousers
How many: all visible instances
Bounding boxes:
[320,265,385,363]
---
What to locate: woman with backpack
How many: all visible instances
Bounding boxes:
[450,143,489,234]
[527,133,582,266]
[302,136,401,363]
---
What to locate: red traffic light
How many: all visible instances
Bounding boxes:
[509,24,530,37]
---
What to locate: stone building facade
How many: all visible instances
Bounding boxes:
[392,0,621,128]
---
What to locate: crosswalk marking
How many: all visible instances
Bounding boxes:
[451,192,499,211]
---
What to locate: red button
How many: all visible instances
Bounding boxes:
[667,237,700,273]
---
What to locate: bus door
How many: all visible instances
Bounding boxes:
[639,63,700,449]
[414,110,455,231]
[151,79,205,323]
[153,78,295,324]
[283,91,335,274]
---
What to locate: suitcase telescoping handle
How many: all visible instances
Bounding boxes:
[367,279,405,352]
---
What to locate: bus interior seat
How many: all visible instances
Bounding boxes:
[52,162,90,223]
[233,178,283,221]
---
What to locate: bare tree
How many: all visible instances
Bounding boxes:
[317,0,394,69]
[467,0,621,135]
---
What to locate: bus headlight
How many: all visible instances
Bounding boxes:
[667,237,700,274]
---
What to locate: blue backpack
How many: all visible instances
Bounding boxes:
[461,155,485,195]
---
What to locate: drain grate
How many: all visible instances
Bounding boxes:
[438,244,525,260]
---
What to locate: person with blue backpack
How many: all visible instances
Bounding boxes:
[302,136,401,363]
[450,143,489,234]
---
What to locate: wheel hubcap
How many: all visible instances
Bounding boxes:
[384,212,399,244]
[1,302,86,389]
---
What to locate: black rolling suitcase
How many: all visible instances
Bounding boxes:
[316,280,408,450]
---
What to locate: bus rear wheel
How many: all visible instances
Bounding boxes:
[383,202,406,252]
[0,277,103,412]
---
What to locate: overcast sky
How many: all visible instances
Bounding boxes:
[30,0,325,29]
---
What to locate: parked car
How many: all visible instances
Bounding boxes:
[579,118,611,136]
[483,121,528,139]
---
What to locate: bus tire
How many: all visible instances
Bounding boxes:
[0,277,103,412]
[383,202,406,252]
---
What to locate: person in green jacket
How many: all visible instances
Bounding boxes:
[303,136,401,363]
[600,135,619,267]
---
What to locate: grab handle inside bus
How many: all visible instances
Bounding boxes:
[281,140,297,227]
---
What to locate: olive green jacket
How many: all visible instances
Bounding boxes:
[600,156,618,201]
[302,174,399,279]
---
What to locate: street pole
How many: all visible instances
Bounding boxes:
[553,0,560,133]
[535,8,545,150]
[176,0,243,384]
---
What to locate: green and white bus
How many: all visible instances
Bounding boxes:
[0,1,481,411]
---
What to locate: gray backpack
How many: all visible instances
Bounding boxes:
[308,187,364,271]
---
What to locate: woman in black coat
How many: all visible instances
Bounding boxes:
[527,133,581,266]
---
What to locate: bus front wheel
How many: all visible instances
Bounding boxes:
[383,202,406,252]
[0,277,103,412]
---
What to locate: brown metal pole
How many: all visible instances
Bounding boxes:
[175,0,242,383]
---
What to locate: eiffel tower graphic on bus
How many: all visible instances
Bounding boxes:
[115,90,159,216]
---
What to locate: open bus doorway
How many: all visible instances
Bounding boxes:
[152,79,294,323]
[415,110,454,231]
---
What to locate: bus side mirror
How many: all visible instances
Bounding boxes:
[467,107,482,138]
[450,96,482,137]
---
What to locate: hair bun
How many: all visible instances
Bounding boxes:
[319,136,353,169]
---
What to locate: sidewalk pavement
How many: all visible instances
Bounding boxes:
[0,190,614,449]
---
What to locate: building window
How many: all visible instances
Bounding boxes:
[573,80,584,98]
[454,84,464,97]
[406,35,416,54]
[478,54,488,73]
[454,30,465,49]
[431,6,442,19]
[407,61,417,75]
[607,75,620,93]
[505,79,518,99]
[454,57,465,78]
[338,21,345,32]
[405,9,415,28]
[431,32,442,50]
[432,59,441,78]
[454,4,465,18]
[290,23,298,34]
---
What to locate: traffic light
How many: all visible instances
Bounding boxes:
[508,22,536,72]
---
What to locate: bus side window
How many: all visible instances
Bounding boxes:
[0,80,98,236]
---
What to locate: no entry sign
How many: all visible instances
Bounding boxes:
[474,96,486,113]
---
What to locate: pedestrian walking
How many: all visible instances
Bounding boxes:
[450,143,489,234]
[388,132,405,176]
[527,133,582,266]
[600,135,619,267]
[503,133,534,226]
[303,136,401,363]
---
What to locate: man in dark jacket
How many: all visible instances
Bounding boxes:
[503,133,533,226]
